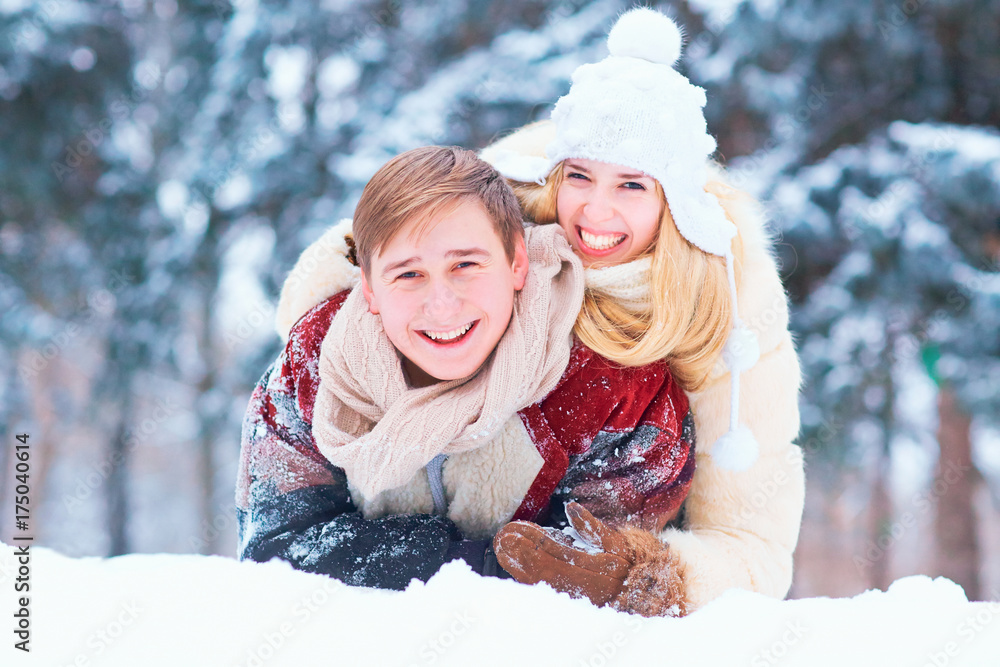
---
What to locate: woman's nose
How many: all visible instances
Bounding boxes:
[582,190,614,222]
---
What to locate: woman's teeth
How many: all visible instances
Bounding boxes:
[580,229,626,250]
[423,322,474,341]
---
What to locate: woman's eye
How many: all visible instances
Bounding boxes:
[566,172,589,181]
[623,181,647,191]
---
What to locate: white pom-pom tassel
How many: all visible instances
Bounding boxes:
[723,324,760,373]
[710,426,759,472]
[607,8,683,66]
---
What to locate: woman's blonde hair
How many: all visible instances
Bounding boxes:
[513,163,744,392]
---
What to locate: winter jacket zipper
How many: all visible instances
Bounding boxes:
[426,454,449,516]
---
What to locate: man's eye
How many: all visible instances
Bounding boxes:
[623,181,646,190]
[455,262,477,270]
[396,271,420,280]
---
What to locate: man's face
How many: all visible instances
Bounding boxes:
[361,199,528,387]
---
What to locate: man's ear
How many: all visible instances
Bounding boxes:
[511,235,529,291]
[360,271,380,314]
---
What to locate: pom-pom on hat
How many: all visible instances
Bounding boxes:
[491,7,761,472]
[606,6,683,66]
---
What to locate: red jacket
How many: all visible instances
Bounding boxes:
[236,290,694,588]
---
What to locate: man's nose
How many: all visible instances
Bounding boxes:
[423,279,461,321]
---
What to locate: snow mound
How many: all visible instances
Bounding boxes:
[2,544,998,666]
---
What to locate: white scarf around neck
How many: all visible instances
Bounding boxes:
[584,255,653,312]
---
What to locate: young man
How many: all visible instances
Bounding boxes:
[238,146,583,587]
[237,147,696,615]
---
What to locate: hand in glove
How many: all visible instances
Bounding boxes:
[492,502,687,617]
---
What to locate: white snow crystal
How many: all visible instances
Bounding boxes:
[265,44,311,101]
[317,55,361,98]
[156,179,189,220]
[214,172,253,211]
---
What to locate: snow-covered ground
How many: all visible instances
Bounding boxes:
[2,543,998,666]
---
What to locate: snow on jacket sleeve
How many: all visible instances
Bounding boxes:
[236,293,493,589]
[516,343,696,534]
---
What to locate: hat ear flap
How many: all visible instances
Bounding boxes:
[489,151,551,185]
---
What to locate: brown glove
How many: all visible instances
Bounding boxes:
[493,502,687,617]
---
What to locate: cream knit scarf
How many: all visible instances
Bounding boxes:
[312,224,584,500]
[584,255,653,312]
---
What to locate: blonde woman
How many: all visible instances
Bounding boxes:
[481,8,804,614]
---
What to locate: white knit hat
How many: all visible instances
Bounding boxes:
[492,8,761,472]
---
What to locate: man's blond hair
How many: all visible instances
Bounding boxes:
[353,146,523,277]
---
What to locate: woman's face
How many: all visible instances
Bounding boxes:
[556,158,663,268]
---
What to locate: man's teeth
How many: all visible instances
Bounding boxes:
[424,322,474,341]
[580,229,626,250]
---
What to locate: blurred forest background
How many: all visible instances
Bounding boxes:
[1,0,999,601]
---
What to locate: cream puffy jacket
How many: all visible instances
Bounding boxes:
[480,122,805,611]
